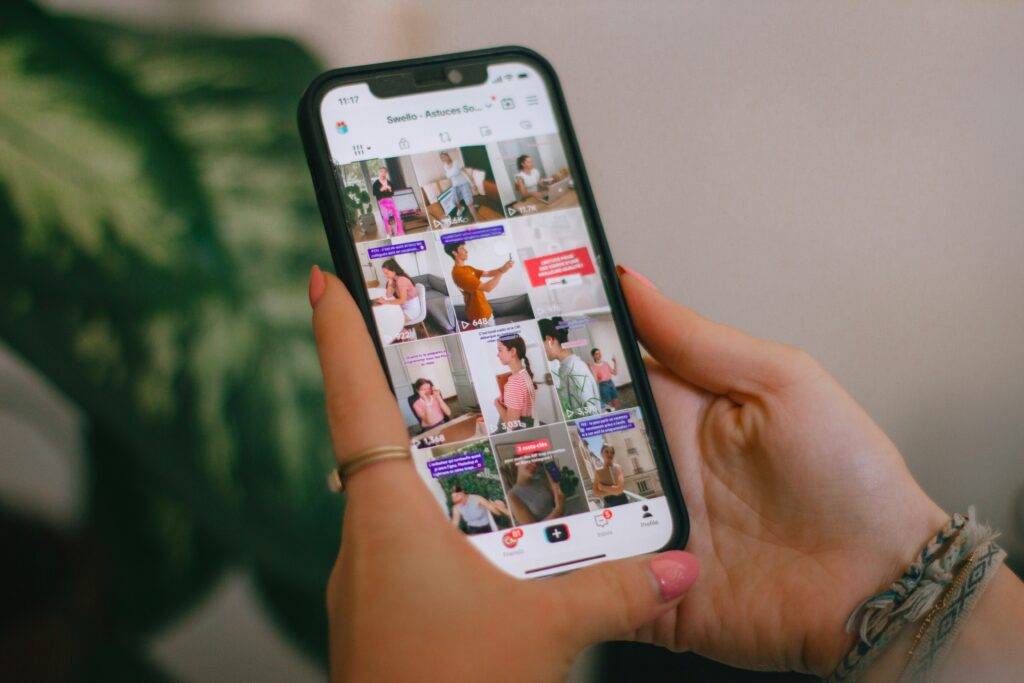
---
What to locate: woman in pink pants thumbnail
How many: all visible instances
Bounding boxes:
[371,166,404,236]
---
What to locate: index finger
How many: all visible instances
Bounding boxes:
[311,267,409,460]
[309,268,464,545]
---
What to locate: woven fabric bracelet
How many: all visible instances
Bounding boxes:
[899,537,1005,681]
[828,507,1002,682]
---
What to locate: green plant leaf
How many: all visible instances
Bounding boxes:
[1,1,350,662]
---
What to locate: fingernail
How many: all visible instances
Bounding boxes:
[649,551,699,601]
[616,264,658,290]
[308,265,326,308]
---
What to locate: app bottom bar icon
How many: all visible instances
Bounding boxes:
[544,523,570,543]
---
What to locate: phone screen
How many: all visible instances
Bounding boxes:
[316,58,676,578]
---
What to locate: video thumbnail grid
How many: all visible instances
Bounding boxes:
[335,133,581,245]
[365,206,665,536]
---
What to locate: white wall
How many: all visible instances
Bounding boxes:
[535,134,568,178]
[487,143,516,206]
[389,234,444,282]
[356,238,388,285]
[397,337,457,398]
[575,313,632,388]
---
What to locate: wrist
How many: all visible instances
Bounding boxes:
[859,563,1022,683]
[821,499,1006,681]
[816,492,948,676]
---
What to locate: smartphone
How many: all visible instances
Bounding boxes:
[543,460,562,484]
[299,47,688,578]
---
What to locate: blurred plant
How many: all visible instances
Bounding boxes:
[1,1,337,677]
[342,184,372,225]
[559,465,580,498]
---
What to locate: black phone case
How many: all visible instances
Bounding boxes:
[297,45,689,554]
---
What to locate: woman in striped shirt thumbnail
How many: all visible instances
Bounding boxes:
[494,334,535,432]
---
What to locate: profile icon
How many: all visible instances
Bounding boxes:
[641,504,654,519]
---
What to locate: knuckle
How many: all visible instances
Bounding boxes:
[768,342,823,385]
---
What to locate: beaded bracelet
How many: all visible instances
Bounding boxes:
[828,507,1005,682]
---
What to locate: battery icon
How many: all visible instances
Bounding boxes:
[517,72,529,79]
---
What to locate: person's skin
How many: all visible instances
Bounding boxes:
[411,381,450,428]
[440,151,479,221]
[542,333,571,362]
[514,155,551,200]
[373,265,412,316]
[506,461,564,524]
[494,339,527,427]
[451,243,512,293]
[376,167,391,192]
[449,490,510,528]
[593,446,624,497]
[309,262,1024,681]
[590,349,620,409]
[612,264,1024,679]
[375,168,397,234]
[309,265,700,682]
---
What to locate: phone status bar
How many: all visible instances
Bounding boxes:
[321,63,557,164]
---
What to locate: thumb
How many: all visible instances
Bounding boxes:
[617,264,796,398]
[546,550,699,646]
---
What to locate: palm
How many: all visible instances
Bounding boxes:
[635,359,946,676]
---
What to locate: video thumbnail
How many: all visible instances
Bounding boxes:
[459,320,563,434]
[412,438,513,535]
[509,211,608,317]
[383,335,484,447]
[538,313,636,420]
[568,408,664,510]
[437,223,535,331]
[492,134,579,218]
[337,156,431,242]
[492,423,590,525]
[409,146,504,229]
[357,234,457,344]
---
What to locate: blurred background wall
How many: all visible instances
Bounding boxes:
[4,1,1022,681]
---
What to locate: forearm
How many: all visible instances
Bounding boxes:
[480,272,506,291]
[864,566,1024,682]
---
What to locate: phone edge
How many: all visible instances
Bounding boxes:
[296,45,690,554]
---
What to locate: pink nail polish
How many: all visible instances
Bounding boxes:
[650,551,699,601]
[616,264,658,290]
[308,265,326,308]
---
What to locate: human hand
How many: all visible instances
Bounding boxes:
[616,266,947,676]
[551,476,566,511]
[308,266,700,681]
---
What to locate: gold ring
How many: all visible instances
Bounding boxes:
[327,445,411,493]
